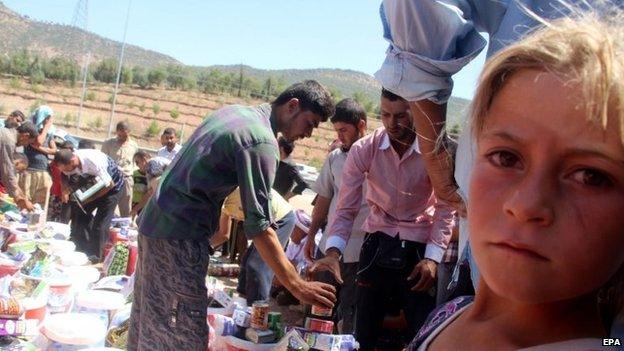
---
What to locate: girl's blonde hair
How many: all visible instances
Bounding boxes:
[471,3,624,140]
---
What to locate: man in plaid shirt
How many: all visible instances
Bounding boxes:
[129,81,337,351]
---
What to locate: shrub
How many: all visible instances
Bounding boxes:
[89,116,103,129]
[146,120,160,137]
[152,103,160,115]
[139,102,146,113]
[9,77,21,90]
[170,107,180,119]
[85,91,96,101]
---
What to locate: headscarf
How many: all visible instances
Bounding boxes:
[30,105,54,134]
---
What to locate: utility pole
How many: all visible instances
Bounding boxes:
[237,64,243,97]
[71,0,89,129]
[107,0,132,138]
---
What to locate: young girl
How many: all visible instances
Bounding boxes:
[409,8,624,351]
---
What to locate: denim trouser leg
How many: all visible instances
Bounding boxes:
[238,210,296,303]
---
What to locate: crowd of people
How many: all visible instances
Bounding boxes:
[1,1,624,350]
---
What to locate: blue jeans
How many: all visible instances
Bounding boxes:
[237,210,296,304]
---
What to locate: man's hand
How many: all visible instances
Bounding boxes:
[61,193,70,204]
[304,233,317,262]
[309,249,343,284]
[288,278,337,308]
[15,198,34,211]
[408,258,438,292]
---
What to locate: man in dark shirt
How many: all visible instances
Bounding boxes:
[273,136,309,199]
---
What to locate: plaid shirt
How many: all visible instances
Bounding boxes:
[138,104,279,240]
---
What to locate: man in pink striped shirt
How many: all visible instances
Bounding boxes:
[311,88,455,350]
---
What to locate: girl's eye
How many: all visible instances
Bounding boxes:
[570,168,613,187]
[487,150,521,169]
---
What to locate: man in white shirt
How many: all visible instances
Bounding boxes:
[304,98,369,334]
[156,128,181,161]
[56,148,125,260]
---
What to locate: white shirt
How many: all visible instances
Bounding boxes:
[312,147,369,263]
[157,144,182,161]
[64,149,110,179]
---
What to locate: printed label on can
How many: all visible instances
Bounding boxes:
[250,300,269,330]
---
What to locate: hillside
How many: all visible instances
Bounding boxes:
[0,2,179,68]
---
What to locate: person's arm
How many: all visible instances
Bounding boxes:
[210,212,232,248]
[31,138,57,155]
[130,186,153,217]
[376,0,499,212]
[35,117,53,146]
[310,142,371,282]
[409,196,455,292]
[304,195,331,262]
[409,101,465,214]
[0,139,31,210]
[252,227,336,307]
[235,142,336,307]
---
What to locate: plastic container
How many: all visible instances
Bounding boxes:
[60,252,89,267]
[42,313,107,350]
[47,277,73,314]
[224,336,276,351]
[23,295,48,323]
[74,290,126,329]
[125,243,138,276]
[36,239,76,256]
[63,266,100,293]
[0,263,20,278]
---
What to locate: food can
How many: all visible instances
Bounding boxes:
[310,304,332,318]
[305,317,334,334]
[250,300,270,330]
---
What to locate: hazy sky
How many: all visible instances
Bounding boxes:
[4,0,486,100]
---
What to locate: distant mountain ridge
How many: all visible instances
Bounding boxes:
[0,1,471,125]
[0,2,180,67]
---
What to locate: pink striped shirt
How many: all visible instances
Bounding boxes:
[325,127,454,262]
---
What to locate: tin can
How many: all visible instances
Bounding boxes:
[310,304,332,318]
[250,300,270,330]
[305,317,334,334]
[268,312,283,338]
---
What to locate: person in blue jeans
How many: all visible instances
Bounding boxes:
[237,210,296,303]
[211,187,296,303]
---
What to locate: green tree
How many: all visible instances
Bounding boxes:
[28,57,45,85]
[170,107,180,119]
[93,58,117,83]
[8,50,31,76]
[152,103,161,115]
[121,66,133,85]
[147,68,166,87]
[132,66,149,88]
[146,120,161,137]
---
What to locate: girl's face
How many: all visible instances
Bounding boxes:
[469,69,624,303]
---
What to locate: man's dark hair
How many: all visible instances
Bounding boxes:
[78,139,95,149]
[16,122,38,138]
[12,152,28,166]
[277,136,294,157]
[272,80,335,122]
[58,140,74,150]
[116,121,130,131]
[381,88,406,102]
[54,149,75,165]
[133,150,150,160]
[162,127,176,137]
[9,110,25,120]
[330,98,367,127]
